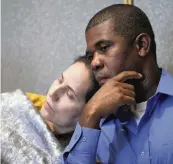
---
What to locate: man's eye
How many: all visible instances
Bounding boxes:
[100,45,109,52]
[86,53,93,63]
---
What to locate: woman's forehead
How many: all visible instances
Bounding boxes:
[64,62,90,80]
[63,62,91,95]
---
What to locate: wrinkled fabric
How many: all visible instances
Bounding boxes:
[0,89,63,164]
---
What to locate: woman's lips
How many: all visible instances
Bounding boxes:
[43,101,54,112]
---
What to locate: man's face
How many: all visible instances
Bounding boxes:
[86,20,137,86]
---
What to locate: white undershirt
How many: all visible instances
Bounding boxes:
[133,101,147,125]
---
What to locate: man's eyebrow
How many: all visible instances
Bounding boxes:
[95,40,113,48]
[86,40,113,54]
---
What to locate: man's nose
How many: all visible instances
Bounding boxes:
[91,53,104,72]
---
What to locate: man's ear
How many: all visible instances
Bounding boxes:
[135,33,151,57]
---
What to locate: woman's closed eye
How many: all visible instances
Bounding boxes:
[66,90,75,100]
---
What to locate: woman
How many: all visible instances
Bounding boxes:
[41,56,99,147]
[1,56,99,164]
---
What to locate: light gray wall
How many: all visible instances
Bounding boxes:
[2,0,173,94]
[1,0,121,94]
[135,0,173,73]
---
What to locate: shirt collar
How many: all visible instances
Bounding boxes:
[156,69,173,96]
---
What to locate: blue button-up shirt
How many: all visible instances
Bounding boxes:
[60,70,173,164]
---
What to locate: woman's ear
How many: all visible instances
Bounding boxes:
[135,33,151,57]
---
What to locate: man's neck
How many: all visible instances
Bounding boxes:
[135,64,162,103]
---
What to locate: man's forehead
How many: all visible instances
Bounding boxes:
[86,20,114,38]
[85,20,116,50]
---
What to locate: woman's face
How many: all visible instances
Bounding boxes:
[41,62,92,133]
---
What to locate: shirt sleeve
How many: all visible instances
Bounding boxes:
[59,122,101,164]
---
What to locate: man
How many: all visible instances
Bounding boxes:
[61,4,173,164]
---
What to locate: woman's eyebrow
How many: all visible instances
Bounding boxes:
[61,73,64,82]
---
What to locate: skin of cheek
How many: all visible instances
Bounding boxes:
[50,98,82,126]
[40,107,55,122]
[104,53,127,78]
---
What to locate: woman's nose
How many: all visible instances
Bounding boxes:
[50,89,59,102]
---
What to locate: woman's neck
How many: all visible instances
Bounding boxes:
[46,120,73,148]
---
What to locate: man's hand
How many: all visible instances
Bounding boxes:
[79,71,142,129]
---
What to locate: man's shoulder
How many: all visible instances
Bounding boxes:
[157,69,173,96]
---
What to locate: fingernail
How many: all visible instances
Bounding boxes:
[138,73,142,77]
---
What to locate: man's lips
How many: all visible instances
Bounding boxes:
[96,77,109,86]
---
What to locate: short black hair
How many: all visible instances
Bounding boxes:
[74,55,100,102]
[86,4,156,60]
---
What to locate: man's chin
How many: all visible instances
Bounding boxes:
[99,78,109,86]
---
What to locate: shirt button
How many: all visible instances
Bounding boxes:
[121,128,125,132]
[82,137,87,142]
[149,155,152,160]
[141,152,145,156]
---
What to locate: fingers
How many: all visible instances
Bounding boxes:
[113,71,142,82]
[121,95,136,106]
[119,82,135,91]
[122,88,136,98]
